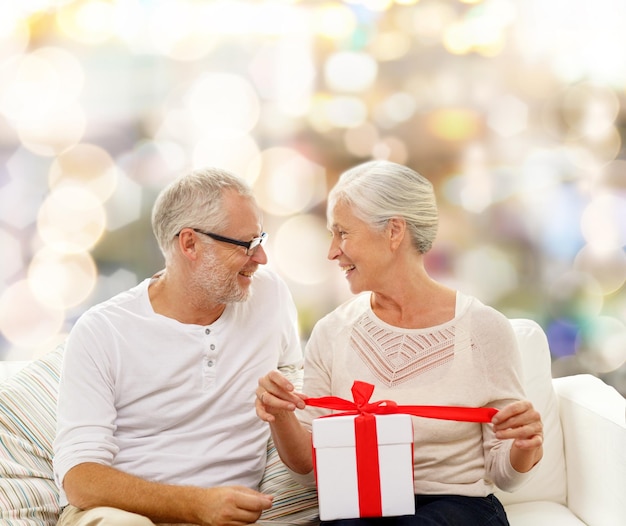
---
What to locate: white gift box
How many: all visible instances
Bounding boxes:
[312,413,415,521]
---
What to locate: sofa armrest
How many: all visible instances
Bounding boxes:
[553,374,626,526]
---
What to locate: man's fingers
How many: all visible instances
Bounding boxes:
[233,486,273,512]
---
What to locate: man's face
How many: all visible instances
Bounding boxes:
[190,190,267,306]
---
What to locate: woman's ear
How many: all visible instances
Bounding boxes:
[388,217,406,250]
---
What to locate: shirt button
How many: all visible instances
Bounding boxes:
[205,328,211,335]
[210,344,215,350]
[207,360,214,367]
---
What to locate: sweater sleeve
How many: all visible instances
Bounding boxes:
[472,305,540,491]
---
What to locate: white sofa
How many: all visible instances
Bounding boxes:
[0,318,624,525]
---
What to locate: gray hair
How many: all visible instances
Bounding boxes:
[327,160,438,254]
[152,167,255,260]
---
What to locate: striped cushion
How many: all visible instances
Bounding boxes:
[0,346,63,525]
[259,439,319,524]
[259,366,319,524]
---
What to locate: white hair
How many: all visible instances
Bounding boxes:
[151,167,254,261]
[327,160,439,254]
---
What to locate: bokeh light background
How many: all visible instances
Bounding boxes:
[0,0,625,395]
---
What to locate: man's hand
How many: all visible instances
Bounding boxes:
[193,486,273,526]
[63,463,272,526]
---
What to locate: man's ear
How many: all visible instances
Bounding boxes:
[178,229,200,261]
[388,217,406,250]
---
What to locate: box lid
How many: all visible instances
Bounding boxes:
[312,413,413,448]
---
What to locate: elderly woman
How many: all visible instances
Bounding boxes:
[256,160,543,525]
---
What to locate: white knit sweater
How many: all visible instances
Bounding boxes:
[298,291,537,496]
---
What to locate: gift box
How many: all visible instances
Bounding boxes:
[306,381,499,521]
[312,413,415,520]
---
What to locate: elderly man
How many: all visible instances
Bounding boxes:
[54,167,303,526]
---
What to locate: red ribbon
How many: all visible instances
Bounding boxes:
[306,380,498,422]
[307,381,498,518]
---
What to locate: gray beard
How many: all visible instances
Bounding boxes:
[189,251,251,309]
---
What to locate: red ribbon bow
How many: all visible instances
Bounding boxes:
[306,380,499,423]
[307,381,498,518]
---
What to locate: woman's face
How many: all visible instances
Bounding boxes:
[327,200,390,295]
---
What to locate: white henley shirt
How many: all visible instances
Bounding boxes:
[53,267,302,506]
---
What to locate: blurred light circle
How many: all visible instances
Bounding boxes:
[0,47,84,154]
[344,122,379,158]
[252,147,326,216]
[443,21,472,55]
[192,134,261,184]
[576,316,626,373]
[547,271,604,320]
[185,73,260,138]
[591,126,622,163]
[360,0,394,10]
[0,14,30,63]
[374,92,417,127]
[566,128,621,171]
[154,141,187,171]
[0,228,22,283]
[600,159,626,191]
[254,3,309,37]
[248,41,316,106]
[117,140,185,188]
[31,46,84,102]
[444,4,509,56]
[426,108,481,141]
[0,280,65,348]
[369,31,411,61]
[324,96,368,129]
[149,1,218,61]
[17,101,86,156]
[562,83,620,138]
[56,0,116,44]
[0,150,50,229]
[274,214,332,285]
[454,245,517,304]
[519,149,568,194]
[49,143,119,201]
[37,187,106,253]
[408,2,456,45]
[372,136,409,165]
[308,94,334,133]
[0,54,56,123]
[104,171,143,231]
[313,3,357,39]
[152,109,195,151]
[487,95,528,137]
[27,248,97,309]
[580,193,626,250]
[158,31,218,62]
[324,51,378,93]
[574,245,626,295]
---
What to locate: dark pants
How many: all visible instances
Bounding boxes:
[321,494,509,526]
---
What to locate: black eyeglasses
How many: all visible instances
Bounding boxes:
[180,228,268,256]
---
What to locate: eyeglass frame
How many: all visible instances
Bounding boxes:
[178,228,267,256]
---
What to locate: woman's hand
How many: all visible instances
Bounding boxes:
[492,400,544,472]
[255,371,314,475]
[255,370,307,423]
